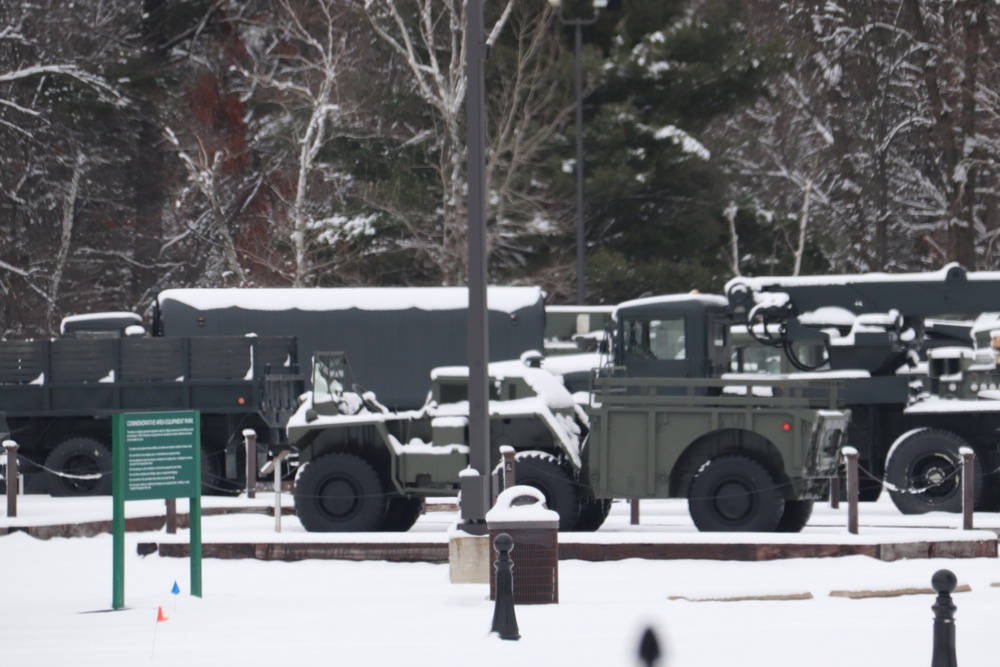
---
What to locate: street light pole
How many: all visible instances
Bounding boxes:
[461,0,491,534]
[550,0,606,305]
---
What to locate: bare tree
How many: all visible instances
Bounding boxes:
[358,0,515,284]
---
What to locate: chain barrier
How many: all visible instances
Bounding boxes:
[855,459,962,496]
[3,449,980,501]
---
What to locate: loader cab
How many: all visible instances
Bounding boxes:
[613,294,731,380]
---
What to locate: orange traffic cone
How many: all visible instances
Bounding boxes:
[157,606,169,622]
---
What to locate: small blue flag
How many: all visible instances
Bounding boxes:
[171,581,181,596]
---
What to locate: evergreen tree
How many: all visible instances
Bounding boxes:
[556,0,784,302]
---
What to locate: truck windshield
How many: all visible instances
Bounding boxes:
[623,318,686,361]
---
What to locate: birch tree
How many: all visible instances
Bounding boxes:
[357,0,516,284]
[0,1,130,335]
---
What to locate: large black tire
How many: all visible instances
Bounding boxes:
[514,453,580,531]
[687,455,785,532]
[294,453,387,532]
[380,496,425,532]
[886,429,982,515]
[44,437,113,496]
[571,496,612,532]
[775,500,814,533]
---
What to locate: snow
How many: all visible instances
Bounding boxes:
[613,293,728,315]
[157,286,544,315]
[727,262,966,290]
[796,306,858,327]
[3,495,1000,666]
[484,485,560,524]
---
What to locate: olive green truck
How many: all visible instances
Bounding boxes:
[287,336,849,533]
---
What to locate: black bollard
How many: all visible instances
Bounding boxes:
[638,626,661,666]
[490,532,520,641]
[931,569,958,667]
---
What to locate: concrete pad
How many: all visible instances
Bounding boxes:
[448,534,489,584]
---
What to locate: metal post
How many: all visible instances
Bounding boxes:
[273,450,291,533]
[165,498,177,534]
[553,2,603,304]
[4,440,17,518]
[930,569,958,667]
[490,533,520,640]
[960,447,974,530]
[501,446,516,491]
[243,429,257,499]
[844,446,859,535]
[630,498,640,525]
[638,627,662,667]
[573,21,586,305]
[830,476,840,509]
[461,0,492,534]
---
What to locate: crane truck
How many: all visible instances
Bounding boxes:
[723,263,1000,514]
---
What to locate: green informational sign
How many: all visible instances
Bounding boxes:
[112,410,202,610]
[119,411,199,500]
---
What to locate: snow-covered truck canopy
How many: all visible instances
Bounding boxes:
[153,286,547,411]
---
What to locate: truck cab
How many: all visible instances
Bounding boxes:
[612,294,731,381]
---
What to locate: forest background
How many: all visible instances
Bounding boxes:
[2,0,999,338]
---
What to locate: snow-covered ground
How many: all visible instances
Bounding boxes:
[2,495,998,666]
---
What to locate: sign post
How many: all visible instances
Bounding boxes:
[112,410,202,609]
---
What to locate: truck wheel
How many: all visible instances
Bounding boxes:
[571,497,612,532]
[687,455,785,532]
[886,429,982,514]
[380,496,424,532]
[775,500,813,533]
[44,437,113,497]
[293,453,387,532]
[514,454,580,531]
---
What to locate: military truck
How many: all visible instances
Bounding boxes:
[287,349,849,533]
[154,286,547,410]
[722,264,1000,514]
[535,270,1000,521]
[0,285,547,496]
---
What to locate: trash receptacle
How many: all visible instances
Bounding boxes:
[486,485,559,604]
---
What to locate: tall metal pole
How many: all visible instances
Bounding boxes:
[573,22,586,305]
[555,4,601,304]
[461,0,491,534]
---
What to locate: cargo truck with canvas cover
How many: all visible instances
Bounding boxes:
[153,287,547,411]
